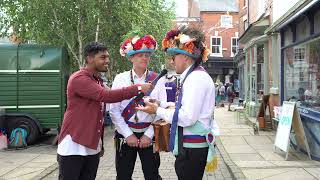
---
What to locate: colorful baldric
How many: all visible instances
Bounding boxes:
[121,71,158,121]
[169,65,207,151]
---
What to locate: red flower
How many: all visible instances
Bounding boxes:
[133,38,143,50]
[166,29,180,40]
[144,37,153,48]
[121,38,132,50]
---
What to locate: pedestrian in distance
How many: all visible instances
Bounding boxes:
[227,83,235,111]
[57,42,153,180]
[218,83,225,107]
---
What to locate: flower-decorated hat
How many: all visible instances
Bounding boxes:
[120,35,157,57]
[162,27,210,62]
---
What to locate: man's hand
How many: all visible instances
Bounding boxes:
[143,97,160,106]
[139,135,152,148]
[126,134,139,147]
[140,83,153,94]
[99,147,104,157]
[136,100,159,114]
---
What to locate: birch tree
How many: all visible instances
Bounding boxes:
[0,0,175,77]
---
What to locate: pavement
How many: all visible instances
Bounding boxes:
[0,128,232,180]
[215,105,320,180]
[1,105,320,180]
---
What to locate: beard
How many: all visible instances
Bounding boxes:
[97,65,108,72]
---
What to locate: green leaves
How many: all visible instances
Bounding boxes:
[0,0,175,79]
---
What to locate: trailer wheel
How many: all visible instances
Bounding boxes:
[7,117,40,144]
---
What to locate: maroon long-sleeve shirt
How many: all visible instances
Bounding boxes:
[58,68,139,149]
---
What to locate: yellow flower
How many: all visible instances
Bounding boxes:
[184,41,194,53]
[162,39,170,49]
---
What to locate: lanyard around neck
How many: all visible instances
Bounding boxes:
[130,69,149,85]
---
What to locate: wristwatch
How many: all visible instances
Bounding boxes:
[138,85,142,92]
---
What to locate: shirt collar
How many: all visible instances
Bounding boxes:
[81,68,102,82]
[179,65,193,83]
[131,69,148,80]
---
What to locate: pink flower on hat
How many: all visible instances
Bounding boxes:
[120,35,157,57]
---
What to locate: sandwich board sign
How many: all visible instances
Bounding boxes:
[274,101,311,160]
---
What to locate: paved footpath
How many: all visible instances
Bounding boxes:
[0,129,233,180]
[2,105,320,179]
[215,106,320,180]
[40,129,233,180]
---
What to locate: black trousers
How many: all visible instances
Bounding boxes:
[57,154,100,180]
[115,132,161,180]
[175,147,208,180]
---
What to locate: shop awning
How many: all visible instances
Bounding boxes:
[207,57,235,69]
[239,16,269,44]
[265,0,318,33]
[244,34,268,50]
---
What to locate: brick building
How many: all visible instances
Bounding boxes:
[177,0,242,85]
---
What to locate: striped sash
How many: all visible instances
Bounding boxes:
[121,71,157,121]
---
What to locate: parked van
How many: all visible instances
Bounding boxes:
[0,44,70,144]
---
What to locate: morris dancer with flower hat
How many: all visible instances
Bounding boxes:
[110,34,166,180]
[137,26,219,180]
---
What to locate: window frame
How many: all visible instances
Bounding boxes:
[210,36,223,57]
[220,15,233,28]
[231,37,239,57]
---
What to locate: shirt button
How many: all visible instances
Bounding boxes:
[98,130,101,133]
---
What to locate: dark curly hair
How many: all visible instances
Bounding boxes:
[84,42,107,63]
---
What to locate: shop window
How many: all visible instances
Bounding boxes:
[299,71,304,81]
[284,27,293,46]
[231,37,238,57]
[294,47,305,61]
[257,45,264,94]
[284,37,320,112]
[296,17,310,41]
[315,10,320,33]
[210,36,222,57]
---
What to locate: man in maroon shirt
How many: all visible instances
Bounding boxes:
[57,42,152,180]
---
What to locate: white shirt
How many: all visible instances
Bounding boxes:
[110,69,167,139]
[219,85,225,93]
[57,83,108,156]
[156,65,218,135]
[57,135,102,156]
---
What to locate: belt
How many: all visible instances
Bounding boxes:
[183,135,207,143]
[127,121,151,129]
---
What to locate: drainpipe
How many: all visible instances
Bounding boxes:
[248,0,250,26]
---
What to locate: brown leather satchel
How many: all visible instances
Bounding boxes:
[152,120,170,152]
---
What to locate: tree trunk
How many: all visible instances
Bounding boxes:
[77,6,84,68]
[50,2,80,68]
[95,17,100,42]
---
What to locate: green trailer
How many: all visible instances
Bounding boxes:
[0,43,70,144]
